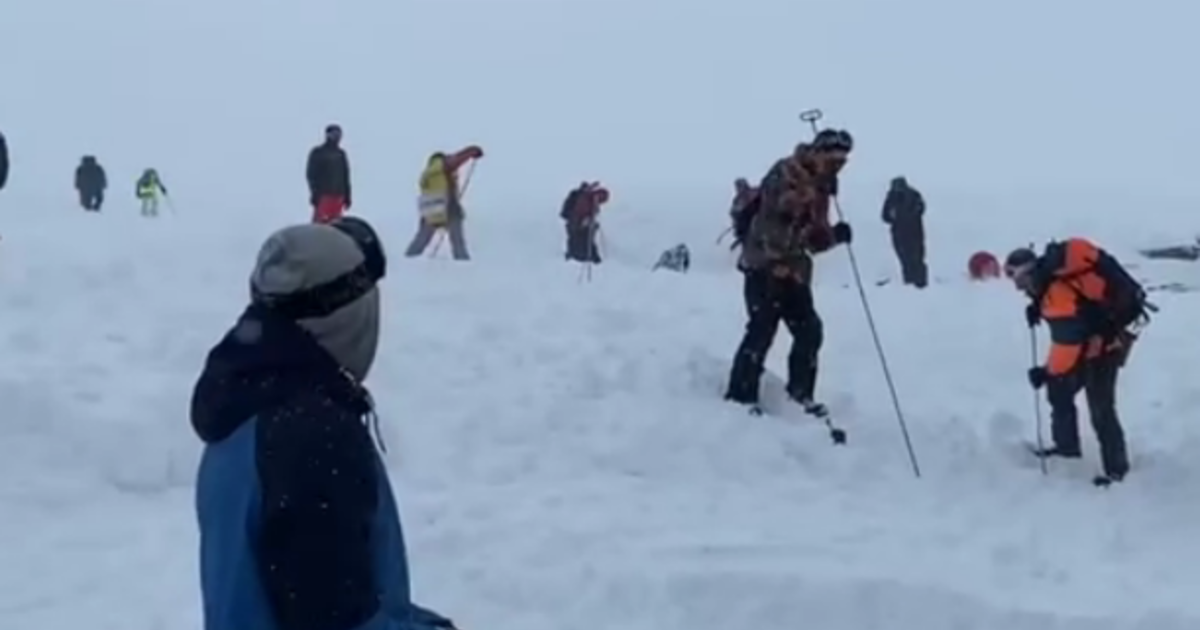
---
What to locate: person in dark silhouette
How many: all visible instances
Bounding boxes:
[560,181,608,263]
[881,176,927,287]
[306,124,352,223]
[75,156,107,211]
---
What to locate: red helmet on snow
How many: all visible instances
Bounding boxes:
[967,251,1001,280]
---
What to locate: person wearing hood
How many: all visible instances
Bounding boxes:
[75,155,107,211]
[0,131,8,191]
[404,145,482,260]
[881,176,927,287]
[307,124,353,223]
[191,217,457,630]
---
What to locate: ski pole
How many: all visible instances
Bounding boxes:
[801,108,920,478]
[1029,329,1048,475]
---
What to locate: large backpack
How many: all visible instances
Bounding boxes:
[560,188,583,220]
[730,193,761,249]
[1064,246,1155,337]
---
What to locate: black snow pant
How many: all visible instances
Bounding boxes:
[80,190,103,211]
[891,228,927,288]
[565,222,600,263]
[725,269,823,405]
[1045,350,1129,478]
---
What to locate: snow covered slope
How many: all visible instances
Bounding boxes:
[3,193,1200,629]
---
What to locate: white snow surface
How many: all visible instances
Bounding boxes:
[2,198,1200,630]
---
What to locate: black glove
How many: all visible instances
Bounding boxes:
[1024,303,1041,328]
[832,222,852,244]
[1027,366,1047,389]
[818,175,838,196]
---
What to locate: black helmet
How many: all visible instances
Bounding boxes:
[1003,247,1038,278]
[813,128,853,153]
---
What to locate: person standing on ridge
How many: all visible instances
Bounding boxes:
[307,124,352,223]
[75,155,107,211]
[0,131,8,192]
[724,129,855,417]
[560,181,607,263]
[881,176,928,288]
[1004,238,1148,486]
[135,168,168,217]
[191,217,459,630]
[404,145,482,260]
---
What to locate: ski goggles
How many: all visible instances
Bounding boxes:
[254,217,387,320]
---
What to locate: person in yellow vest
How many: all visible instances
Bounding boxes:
[404,146,482,260]
[135,168,168,217]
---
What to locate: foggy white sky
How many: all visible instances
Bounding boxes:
[1,0,1196,214]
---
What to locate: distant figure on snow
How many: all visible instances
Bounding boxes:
[653,243,690,273]
[191,217,459,630]
[75,155,107,211]
[405,145,483,260]
[306,124,352,223]
[881,176,927,288]
[560,181,608,263]
[135,168,168,217]
[0,130,9,191]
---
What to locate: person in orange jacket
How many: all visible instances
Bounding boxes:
[404,145,482,260]
[1004,237,1150,485]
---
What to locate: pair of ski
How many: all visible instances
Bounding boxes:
[747,398,847,445]
[1021,441,1124,488]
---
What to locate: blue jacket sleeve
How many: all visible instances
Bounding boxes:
[255,390,385,630]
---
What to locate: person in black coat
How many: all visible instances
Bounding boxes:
[0,131,9,191]
[192,217,457,630]
[75,155,107,211]
[881,176,928,288]
[306,124,352,223]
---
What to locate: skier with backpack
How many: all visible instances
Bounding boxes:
[724,130,855,417]
[1003,238,1152,485]
[560,181,608,263]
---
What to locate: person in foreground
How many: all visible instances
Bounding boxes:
[1004,237,1149,486]
[190,216,457,630]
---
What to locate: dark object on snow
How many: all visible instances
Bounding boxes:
[652,243,690,272]
[75,155,107,211]
[191,218,456,630]
[882,176,927,288]
[1139,242,1200,261]
[0,131,8,190]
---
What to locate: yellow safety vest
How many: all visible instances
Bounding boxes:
[416,157,450,226]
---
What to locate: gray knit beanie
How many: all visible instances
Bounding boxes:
[249,222,382,381]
